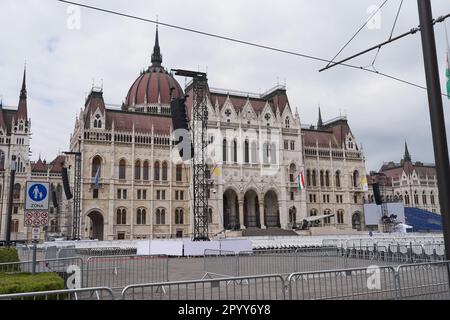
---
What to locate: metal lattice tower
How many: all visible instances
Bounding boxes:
[64,151,82,240]
[173,69,209,241]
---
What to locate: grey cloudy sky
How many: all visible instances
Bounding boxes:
[0,0,449,171]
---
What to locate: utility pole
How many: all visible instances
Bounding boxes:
[417,0,450,261]
[5,155,16,247]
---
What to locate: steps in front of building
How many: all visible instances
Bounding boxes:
[242,228,298,237]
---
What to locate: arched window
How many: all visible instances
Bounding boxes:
[162,162,168,181]
[233,139,238,163]
[270,142,277,164]
[156,208,166,225]
[244,140,249,164]
[154,162,160,181]
[143,161,149,180]
[0,150,5,170]
[320,170,325,187]
[306,170,311,186]
[431,192,435,205]
[176,165,183,182]
[324,209,332,225]
[405,192,410,206]
[13,183,21,199]
[223,139,228,162]
[50,220,57,233]
[251,141,257,164]
[135,160,141,180]
[92,156,102,178]
[422,192,427,205]
[137,208,146,225]
[312,170,317,187]
[208,208,213,224]
[11,220,19,233]
[353,170,360,188]
[337,210,345,224]
[285,117,290,128]
[263,143,270,164]
[116,208,127,225]
[414,191,419,205]
[335,171,341,188]
[119,159,126,180]
[310,209,318,217]
[289,164,296,182]
[175,209,184,225]
[325,170,330,187]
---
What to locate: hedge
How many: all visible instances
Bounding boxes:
[0,248,20,264]
[0,273,65,299]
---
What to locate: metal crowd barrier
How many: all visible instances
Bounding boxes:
[0,287,115,301]
[121,274,286,300]
[83,255,168,289]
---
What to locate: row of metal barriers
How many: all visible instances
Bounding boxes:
[1,260,450,300]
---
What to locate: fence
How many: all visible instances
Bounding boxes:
[83,255,168,289]
[0,257,84,275]
[203,247,399,278]
[0,287,115,301]
[1,261,449,300]
[121,275,286,300]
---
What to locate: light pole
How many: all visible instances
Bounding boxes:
[5,155,16,247]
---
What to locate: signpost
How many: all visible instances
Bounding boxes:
[24,182,49,275]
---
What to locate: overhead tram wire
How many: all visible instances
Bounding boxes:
[370,0,404,68]
[56,0,447,98]
[325,0,389,69]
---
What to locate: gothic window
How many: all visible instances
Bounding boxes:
[162,162,168,181]
[306,170,311,186]
[320,170,324,187]
[119,159,126,180]
[176,165,183,182]
[175,209,184,225]
[312,170,317,187]
[353,170,360,188]
[13,183,21,199]
[116,208,127,225]
[310,209,318,217]
[325,170,330,187]
[208,208,213,224]
[92,156,102,179]
[143,161,149,180]
[232,140,238,163]
[251,141,257,164]
[223,139,228,162]
[154,162,160,181]
[422,192,427,205]
[136,208,146,225]
[285,117,290,128]
[244,140,249,164]
[337,210,345,224]
[135,160,141,180]
[335,171,341,188]
[0,150,5,170]
[156,208,166,225]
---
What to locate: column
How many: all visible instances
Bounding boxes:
[239,199,245,230]
[259,197,266,229]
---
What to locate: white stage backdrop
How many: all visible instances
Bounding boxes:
[364,203,405,225]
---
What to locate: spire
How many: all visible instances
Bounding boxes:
[403,141,412,162]
[317,106,323,128]
[151,25,162,67]
[18,66,28,120]
[20,66,27,99]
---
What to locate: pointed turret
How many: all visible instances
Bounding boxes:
[151,26,163,67]
[317,106,323,128]
[403,141,412,162]
[18,67,28,120]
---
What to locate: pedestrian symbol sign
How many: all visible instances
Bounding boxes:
[25,181,50,211]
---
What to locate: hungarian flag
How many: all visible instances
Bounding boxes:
[445,24,450,99]
[297,171,306,191]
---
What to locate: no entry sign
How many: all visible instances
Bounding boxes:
[25,211,49,227]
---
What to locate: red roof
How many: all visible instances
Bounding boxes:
[106,110,172,135]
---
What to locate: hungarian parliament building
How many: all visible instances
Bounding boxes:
[0,30,441,241]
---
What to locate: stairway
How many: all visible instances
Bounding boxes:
[242,228,298,237]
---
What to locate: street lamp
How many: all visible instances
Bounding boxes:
[5,155,16,247]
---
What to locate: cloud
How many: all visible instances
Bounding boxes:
[0,0,449,171]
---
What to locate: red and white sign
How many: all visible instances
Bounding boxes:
[25,211,49,227]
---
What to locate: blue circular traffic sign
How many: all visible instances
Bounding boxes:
[28,184,47,201]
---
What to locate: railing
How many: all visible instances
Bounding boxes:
[121,274,286,300]
[0,287,115,301]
